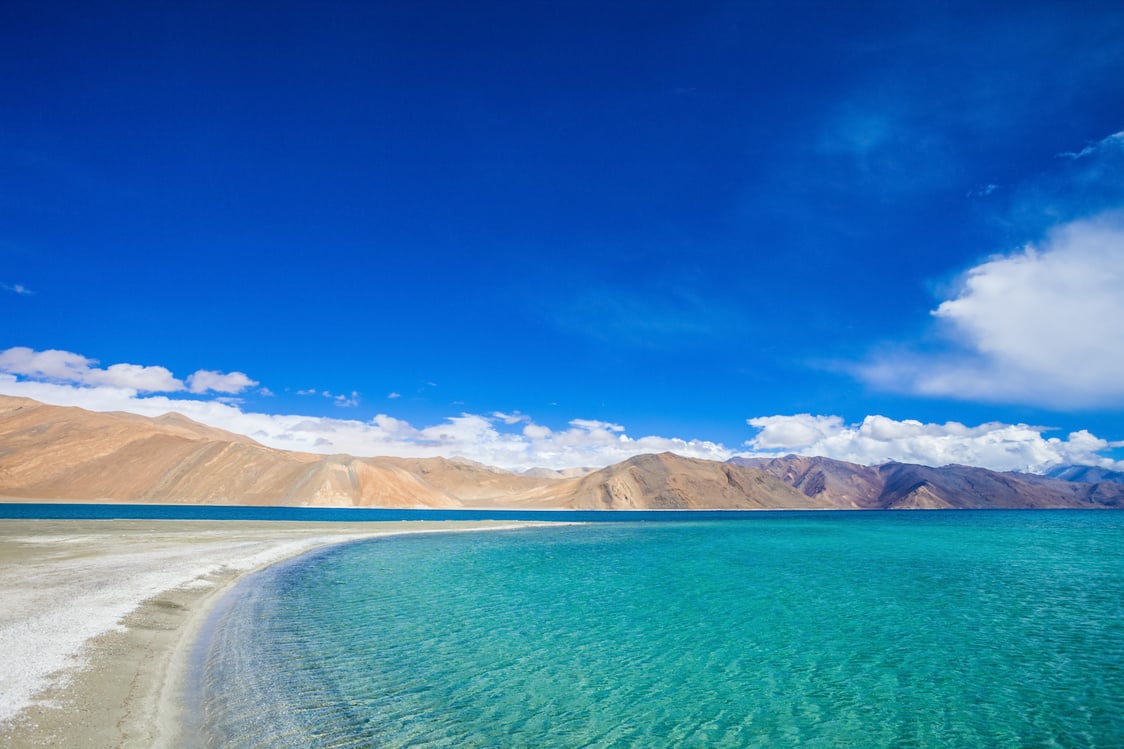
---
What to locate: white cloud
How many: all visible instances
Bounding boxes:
[0,347,100,383]
[295,387,358,406]
[747,414,844,449]
[858,211,1124,408]
[967,183,999,198]
[0,347,184,392]
[333,391,360,408]
[387,392,401,399]
[93,363,183,392]
[492,411,529,425]
[0,375,731,471]
[0,347,263,395]
[2,346,1120,473]
[186,370,258,394]
[1057,130,1124,159]
[569,418,625,433]
[2,282,33,296]
[523,423,552,440]
[743,413,1123,473]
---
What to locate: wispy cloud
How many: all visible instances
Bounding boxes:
[554,283,736,349]
[816,104,953,194]
[1057,130,1124,159]
[1,282,34,296]
[1007,128,1124,234]
[332,391,360,408]
[295,386,360,406]
[967,183,999,198]
[492,411,529,425]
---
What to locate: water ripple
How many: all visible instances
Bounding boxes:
[196,513,1124,748]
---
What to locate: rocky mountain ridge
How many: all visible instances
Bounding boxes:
[2,395,1122,510]
[730,455,1124,509]
[1045,464,1124,485]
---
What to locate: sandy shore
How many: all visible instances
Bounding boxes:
[0,518,542,748]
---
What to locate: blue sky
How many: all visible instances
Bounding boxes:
[2,0,1123,471]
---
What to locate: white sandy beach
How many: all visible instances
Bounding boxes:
[0,518,539,748]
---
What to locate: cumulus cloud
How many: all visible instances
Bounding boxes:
[744,413,1123,473]
[94,362,184,392]
[523,423,552,440]
[857,211,1124,408]
[186,369,258,394]
[0,347,183,392]
[747,414,844,449]
[2,372,1121,472]
[0,374,731,470]
[3,346,1120,472]
[857,128,1124,409]
[0,347,262,396]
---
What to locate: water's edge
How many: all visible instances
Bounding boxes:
[181,541,351,748]
[4,501,1115,523]
[183,512,1124,748]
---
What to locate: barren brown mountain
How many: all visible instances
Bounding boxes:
[731,454,1124,509]
[563,452,818,509]
[731,455,884,508]
[0,396,456,506]
[2,395,1122,509]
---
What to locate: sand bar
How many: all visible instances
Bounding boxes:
[0,518,543,748]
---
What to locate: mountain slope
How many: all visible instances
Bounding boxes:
[2,396,1122,509]
[0,397,819,509]
[733,454,1124,510]
[1046,465,1124,485]
[0,396,457,506]
[564,453,822,509]
[730,455,884,508]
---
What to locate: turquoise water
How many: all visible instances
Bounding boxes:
[194,512,1124,747]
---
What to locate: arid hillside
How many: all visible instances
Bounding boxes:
[731,455,1124,509]
[2,396,1122,510]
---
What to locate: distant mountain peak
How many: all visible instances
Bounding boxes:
[1045,465,1124,485]
[2,395,1122,510]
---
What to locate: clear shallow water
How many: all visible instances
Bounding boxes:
[194,512,1124,748]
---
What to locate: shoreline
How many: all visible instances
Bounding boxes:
[0,519,548,748]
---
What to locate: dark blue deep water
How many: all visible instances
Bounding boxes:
[0,502,781,523]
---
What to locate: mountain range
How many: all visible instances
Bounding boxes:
[1,395,1121,510]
